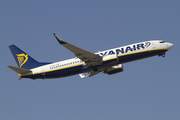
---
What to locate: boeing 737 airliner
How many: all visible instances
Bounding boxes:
[8,34,173,80]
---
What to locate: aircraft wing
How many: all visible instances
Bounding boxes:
[54,34,102,67]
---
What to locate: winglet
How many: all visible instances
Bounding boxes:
[53,33,66,44]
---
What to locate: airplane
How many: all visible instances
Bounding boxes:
[8,34,173,80]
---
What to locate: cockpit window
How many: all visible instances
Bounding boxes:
[159,41,165,43]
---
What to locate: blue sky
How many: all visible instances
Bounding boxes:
[1,0,180,120]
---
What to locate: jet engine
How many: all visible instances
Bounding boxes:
[104,64,123,75]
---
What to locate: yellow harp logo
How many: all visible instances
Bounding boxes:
[16,53,28,68]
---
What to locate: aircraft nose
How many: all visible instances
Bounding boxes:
[167,43,174,50]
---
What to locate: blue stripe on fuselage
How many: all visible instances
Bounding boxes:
[21,49,167,79]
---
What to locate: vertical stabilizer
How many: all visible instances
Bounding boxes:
[9,45,49,69]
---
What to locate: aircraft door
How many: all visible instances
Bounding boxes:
[116,51,119,62]
[41,67,46,76]
[152,43,156,49]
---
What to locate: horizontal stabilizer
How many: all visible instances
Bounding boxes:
[7,66,32,74]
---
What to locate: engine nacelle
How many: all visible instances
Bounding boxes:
[104,64,123,75]
[102,54,118,62]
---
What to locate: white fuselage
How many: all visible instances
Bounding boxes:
[22,40,173,79]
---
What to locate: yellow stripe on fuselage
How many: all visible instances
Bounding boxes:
[21,48,168,77]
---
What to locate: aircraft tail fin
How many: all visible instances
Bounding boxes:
[9,45,50,69]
